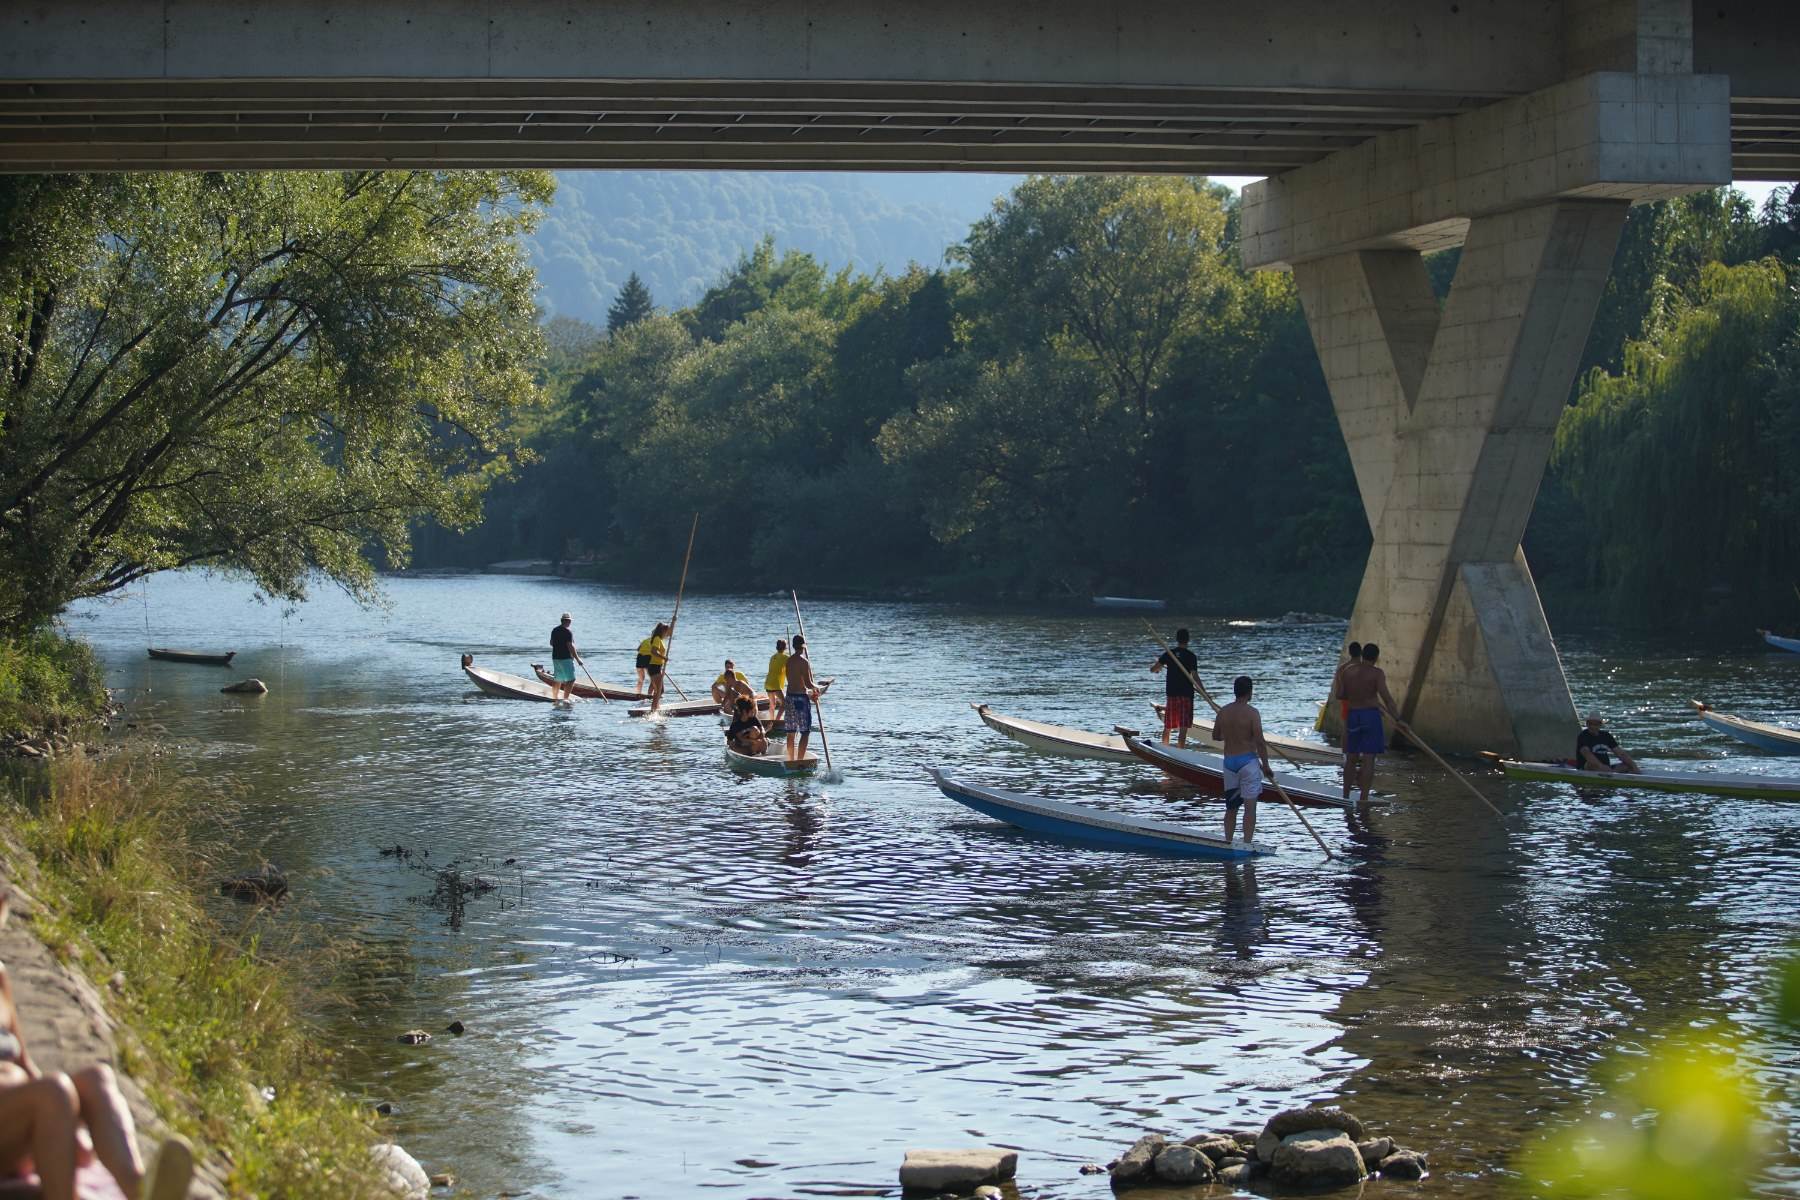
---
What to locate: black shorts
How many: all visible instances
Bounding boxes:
[635,654,651,669]
[647,664,663,678]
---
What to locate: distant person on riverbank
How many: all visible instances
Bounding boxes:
[1576,712,1640,773]
[784,635,821,762]
[1330,641,1363,793]
[549,612,583,704]
[1334,642,1397,803]
[726,697,768,757]
[0,900,194,1200]
[764,639,789,725]
[1151,628,1199,746]
[1213,675,1273,845]
[713,660,754,709]
[643,621,671,712]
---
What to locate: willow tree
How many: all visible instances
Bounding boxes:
[0,170,551,634]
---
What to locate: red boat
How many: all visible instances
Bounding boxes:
[1120,732,1355,809]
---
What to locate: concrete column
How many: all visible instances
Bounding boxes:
[1296,200,1628,757]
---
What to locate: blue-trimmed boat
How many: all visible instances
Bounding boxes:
[1760,629,1800,654]
[928,769,1268,859]
[1692,699,1800,755]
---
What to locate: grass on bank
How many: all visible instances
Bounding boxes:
[1,753,391,1199]
[0,627,109,738]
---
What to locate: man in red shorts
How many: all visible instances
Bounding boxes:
[1151,627,1200,746]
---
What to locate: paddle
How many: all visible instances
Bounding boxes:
[1141,622,1334,861]
[655,513,699,708]
[790,589,837,779]
[577,659,610,704]
[1379,702,1508,821]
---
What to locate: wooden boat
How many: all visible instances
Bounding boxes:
[1092,596,1167,611]
[929,769,1267,859]
[1121,733,1356,809]
[147,648,235,666]
[1492,755,1800,801]
[1759,629,1800,654]
[1691,700,1800,755]
[725,745,818,776]
[1151,702,1342,766]
[462,660,568,702]
[530,664,646,701]
[974,704,1134,763]
[629,695,777,719]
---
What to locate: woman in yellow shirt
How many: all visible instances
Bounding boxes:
[640,621,671,708]
[764,638,789,726]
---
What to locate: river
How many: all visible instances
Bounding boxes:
[67,571,1800,1198]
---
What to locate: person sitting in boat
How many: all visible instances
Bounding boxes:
[1576,712,1640,773]
[726,697,768,757]
[712,660,755,709]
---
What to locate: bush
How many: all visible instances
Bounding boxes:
[0,627,108,738]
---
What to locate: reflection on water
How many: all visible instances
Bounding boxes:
[68,573,1800,1197]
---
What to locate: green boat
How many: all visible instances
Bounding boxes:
[725,745,817,777]
[1495,757,1800,801]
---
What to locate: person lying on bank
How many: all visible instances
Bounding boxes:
[1576,711,1641,773]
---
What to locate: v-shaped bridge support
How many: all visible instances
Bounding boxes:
[1295,200,1628,758]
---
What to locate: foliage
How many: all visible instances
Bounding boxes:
[0,627,108,738]
[2,755,390,1199]
[0,170,552,635]
[606,271,656,334]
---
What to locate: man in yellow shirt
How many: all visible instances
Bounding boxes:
[763,638,789,726]
[712,659,754,709]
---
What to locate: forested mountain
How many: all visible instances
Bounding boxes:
[529,171,1018,322]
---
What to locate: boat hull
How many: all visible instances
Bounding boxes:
[1760,629,1800,654]
[929,769,1266,859]
[463,664,566,702]
[1123,735,1355,808]
[975,704,1134,762]
[1151,703,1341,765]
[630,696,777,719]
[726,746,817,776]
[1497,758,1800,801]
[531,664,646,701]
[147,648,235,666]
[1092,596,1167,611]
[1692,700,1800,755]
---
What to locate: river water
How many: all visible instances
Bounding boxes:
[67,572,1800,1198]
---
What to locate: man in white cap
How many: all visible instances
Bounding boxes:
[1576,711,1639,773]
[548,612,583,704]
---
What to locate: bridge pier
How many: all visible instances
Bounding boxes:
[1243,66,1730,757]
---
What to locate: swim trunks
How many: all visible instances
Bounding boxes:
[552,659,577,684]
[1163,695,1193,734]
[1345,707,1385,755]
[635,653,652,669]
[786,693,813,737]
[1221,752,1263,810]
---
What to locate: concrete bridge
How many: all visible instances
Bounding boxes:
[5,0,1796,755]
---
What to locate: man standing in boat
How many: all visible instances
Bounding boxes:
[784,635,822,763]
[1213,675,1274,845]
[1151,628,1199,746]
[549,612,584,704]
[1334,642,1398,803]
[1329,641,1362,794]
[1576,712,1641,773]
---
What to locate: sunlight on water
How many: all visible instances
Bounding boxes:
[67,573,1800,1197]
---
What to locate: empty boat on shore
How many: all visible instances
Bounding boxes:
[929,769,1267,859]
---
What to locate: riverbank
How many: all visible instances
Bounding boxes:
[1,749,393,1199]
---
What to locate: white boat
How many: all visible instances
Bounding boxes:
[1692,699,1800,755]
[725,745,818,776]
[1760,629,1800,654]
[1150,703,1342,765]
[973,705,1134,762]
[1122,733,1356,808]
[462,659,570,702]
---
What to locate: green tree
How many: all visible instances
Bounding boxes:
[0,170,551,633]
[606,271,656,334]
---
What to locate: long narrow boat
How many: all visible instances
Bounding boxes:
[1759,629,1800,654]
[147,648,235,666]
[929,769,1267,859]
[1493,756,1800,801]
[530,664,646,701]
[974,704,1134,762]
[1151,703,1342,766]
[1691,700,1800,755]
[629,695,777,719]
[726,745,818,776]
[1121,733,1356,809]
[1092,596,1167,611]
[463,661,568,702]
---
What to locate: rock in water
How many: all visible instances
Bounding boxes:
[1181,1135,1240,1163]
[1216,1163,1253,1187]
[1256,1107,1367,1161]
[1152,1144,1214,1185]
[1270,1130,1367,1189]
[898,1149,1018,1193]
[1108,1135,1166,1188]
[370,1143,430,1199]
[221,678,268,694]
[1380,1150,1429,1180]
[1356,1137,1393,1170]
[219,863,287,901]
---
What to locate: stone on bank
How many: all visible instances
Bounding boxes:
[899,1148,1018,1194]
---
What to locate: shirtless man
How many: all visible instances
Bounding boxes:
[784,635,821,762]
[1212,675,1274,845]
[1334,642,1398,803]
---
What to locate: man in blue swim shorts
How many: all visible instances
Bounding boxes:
[1213,675,1275,845]
[1334,642,1398,804]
